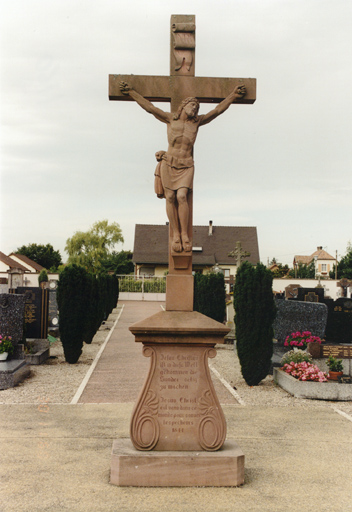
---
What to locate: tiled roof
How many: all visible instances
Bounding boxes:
[133,224,260,266]
[0,252,28,271]
[294,248,335,265]
[310,248,335,261]
[294,255,313,265]
[9,253,44,272]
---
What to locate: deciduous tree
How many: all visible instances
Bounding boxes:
[16,243,62,271]
[330,243,352,279]
[65,220,124,273]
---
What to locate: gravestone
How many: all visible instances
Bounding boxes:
[0,293,30,390]
[325,298,352,344]
[296,287,325,303]
[16,287,49,339]
[285,284,302,299]
[0,293,25,345]
[47,281,59,332]
[109,14,254,487]
[273,299,328,344]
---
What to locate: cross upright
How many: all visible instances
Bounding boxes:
[109,14,256,311]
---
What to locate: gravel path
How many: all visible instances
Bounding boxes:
[1,304,351,419]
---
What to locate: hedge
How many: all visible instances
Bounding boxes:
[233,262,276,386]
[57,265,119,363]
[193,272,226,323]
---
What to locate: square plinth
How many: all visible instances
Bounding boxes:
[110,439,245,487]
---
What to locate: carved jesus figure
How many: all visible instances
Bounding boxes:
[120,81,246,253]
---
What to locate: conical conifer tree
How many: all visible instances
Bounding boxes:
[233,261,276,385]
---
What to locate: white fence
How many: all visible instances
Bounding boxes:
[117,275,166,301]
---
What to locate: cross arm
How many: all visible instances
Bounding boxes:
[109,75,172,102]
[109,74,256,111]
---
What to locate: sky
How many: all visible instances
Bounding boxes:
[1,0,351,266]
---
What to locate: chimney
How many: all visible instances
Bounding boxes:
[317,246,322,251]
[208,220,213,236]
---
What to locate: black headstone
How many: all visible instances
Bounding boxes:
[16,287,49,339]
[296,288,325,302]
[324,297,352,343]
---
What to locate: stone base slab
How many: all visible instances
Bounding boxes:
[25,348,50,365]
[24,339,50,365]
[110,438,245,487]
[274,368,352,401]
[0,360,30,390]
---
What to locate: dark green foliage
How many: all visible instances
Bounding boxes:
[193,272,226,323]
[57,265,119,363]
[330,243,352,279]
[16,243,62,271]
[288,261,315,278]
[57,265,90,364]
[101,250,134,275]
[38,269,48,284]
[233,262,276,386]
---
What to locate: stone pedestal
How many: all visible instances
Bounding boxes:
[110,310,245,486]
[111,439,245,487]
[129,310,229,451]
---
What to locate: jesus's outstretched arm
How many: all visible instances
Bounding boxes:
[199,85,246,126]
[120,81,171,124]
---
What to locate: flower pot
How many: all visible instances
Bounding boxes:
[0,352,9,361]
[328,371,343,381]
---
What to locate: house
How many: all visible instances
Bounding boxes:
[132,222,260,289]
[293,246,336,278]
[8,253,44,273]
[0,252,45,291]
[0,252,28,273]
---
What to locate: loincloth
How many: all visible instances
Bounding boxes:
[158,152,194,192]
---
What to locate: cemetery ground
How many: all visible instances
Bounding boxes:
[0,302,351,511]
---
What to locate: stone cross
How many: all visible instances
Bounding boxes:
[109,16,254,483]
[228,241,251,268]
[109,15,256,311]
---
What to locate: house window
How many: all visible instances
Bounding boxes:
[223,269,230,278]
[321,264,327,272]
[139,267,155,276]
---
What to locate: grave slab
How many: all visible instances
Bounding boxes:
[0,360,30,390]
[274,368,352,400]
[110,438,244,487]
[24,339,50,365]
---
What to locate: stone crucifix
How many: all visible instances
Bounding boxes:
[109,14,256,311]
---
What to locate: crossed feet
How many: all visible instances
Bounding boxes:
[172,233,192,253]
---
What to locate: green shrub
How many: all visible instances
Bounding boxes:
[193,272,226,323]
[143,277,166,293]
[118,276,142,292]
[57,266,119,362]
[57,265,90,363]
[38,269,48,285]
[233,262,276,386]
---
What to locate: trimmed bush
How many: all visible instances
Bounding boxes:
[57,266,119,363]
[57,265,91,364]
[233,262,276,386]
[38,269,48,285]
[193,272,226,323]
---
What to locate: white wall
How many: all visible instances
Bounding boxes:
[0,272,59,292]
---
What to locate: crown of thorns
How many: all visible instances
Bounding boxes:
[173,97,200,121]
